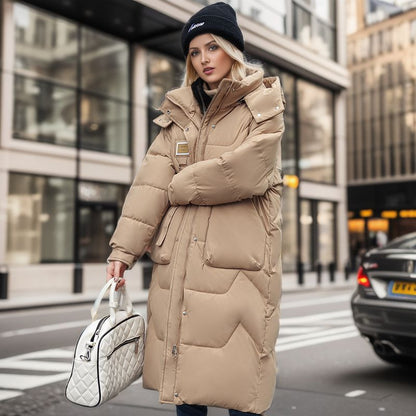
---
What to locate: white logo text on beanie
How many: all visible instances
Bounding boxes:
[188,22,205,32]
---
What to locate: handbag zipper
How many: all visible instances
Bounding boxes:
[79,316,109,361]
[107,336,141,360]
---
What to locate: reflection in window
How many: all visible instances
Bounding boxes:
[300,200,313,271]
[294,4,312,47]
[14,3,77,85]
[6,174,74,264]
[78,182,128,263]
[147,51,184,144]
[318,201,335,265]
[13,2,130,155]
[80,94,129,155]
[298,80,335,183]
[81,27,129,100]
[282,187,298,272]
[293,0,336,60]
[13,75,76,146]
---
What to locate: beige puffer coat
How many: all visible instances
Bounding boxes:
[108,70,285,414]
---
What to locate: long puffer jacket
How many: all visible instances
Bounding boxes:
[108,69,285,414]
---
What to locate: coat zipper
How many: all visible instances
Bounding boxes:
[107,336,141,360]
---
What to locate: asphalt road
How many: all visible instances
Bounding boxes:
[0,286,414,416]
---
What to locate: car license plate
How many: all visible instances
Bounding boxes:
[390,281,416,296]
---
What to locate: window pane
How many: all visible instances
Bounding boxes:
[81,94,129,155]
[314,20,335,60]
[13,75,76,146]
[300,200,313,271]
[318,201,335,265]
[7,174,74,264]
[315,0,335,23]
[81,27,129,100]
[147,51,184,144]
[282,187,298,272]
[78,182,128,263]
[294,5,312,47]
[14,3,77,85]
[298,80,335,183]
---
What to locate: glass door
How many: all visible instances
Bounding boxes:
[78,203,117,262]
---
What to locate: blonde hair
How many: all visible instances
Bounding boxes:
[182,34,263,87]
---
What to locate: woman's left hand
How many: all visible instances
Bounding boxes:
[106,260,127,291]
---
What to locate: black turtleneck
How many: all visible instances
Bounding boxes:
[191,78,213,114]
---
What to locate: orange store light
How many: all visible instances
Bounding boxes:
[381,210,397,219]
[283,175,299,189]
[399,210,416,218]
[360,209,373,218]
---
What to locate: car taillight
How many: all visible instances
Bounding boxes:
[357,266,371,287]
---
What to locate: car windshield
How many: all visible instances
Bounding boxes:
[385,232,416,249]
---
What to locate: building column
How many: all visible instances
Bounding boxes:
[0,0,15,266]
[130,44,150,291]
[335,88,349,271]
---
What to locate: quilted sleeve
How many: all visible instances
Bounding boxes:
[168,111,284,206]
[108,128,175,268]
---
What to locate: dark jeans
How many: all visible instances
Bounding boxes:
[176,404,260,416]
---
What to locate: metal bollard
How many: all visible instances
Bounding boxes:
[344,262,351,281]
[73,263,83,293]
[329,262,336,283]
[0,265,8,299]
[297,261,304,286]
[316,263,322,285]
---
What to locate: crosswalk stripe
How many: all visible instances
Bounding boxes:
[276,329,359,352]
[278,325,357,345]
[0,360,71,372]
[0,390,23,401]
[0,372,69,390]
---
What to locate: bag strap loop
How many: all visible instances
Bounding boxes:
[91,278,134,323]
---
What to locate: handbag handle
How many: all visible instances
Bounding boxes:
[91,278,134,324]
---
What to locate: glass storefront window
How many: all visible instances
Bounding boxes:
[300,199,313,271]
[318,201,335,265]
[14,3,77,86]
[13,75,76,146]
[147,51,184,144]
[6,173,75,264]
[78,181,128,263]
[81,27,129,101]
[282,187,298,272]
[80,94,129,154]
[298,80,335,183]
[13,2,131,155]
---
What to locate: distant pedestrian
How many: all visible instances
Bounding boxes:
[106,2,285,415]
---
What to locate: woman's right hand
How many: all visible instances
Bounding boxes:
[106,260,128,291]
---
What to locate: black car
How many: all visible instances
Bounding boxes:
[351,232,416,365]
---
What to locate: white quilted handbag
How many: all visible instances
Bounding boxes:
[65,278,145,407]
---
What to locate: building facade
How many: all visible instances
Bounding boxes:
[0,0,349,298]
[347,1,416,267]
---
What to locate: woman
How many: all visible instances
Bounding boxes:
[106,2,285,415]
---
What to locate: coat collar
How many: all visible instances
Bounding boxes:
[156,70,281,128]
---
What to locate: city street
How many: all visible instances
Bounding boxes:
[0,286,414,416]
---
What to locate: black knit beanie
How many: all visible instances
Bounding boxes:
[181,2,244,57]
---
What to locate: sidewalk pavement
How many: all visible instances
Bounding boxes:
[0,271,356,312]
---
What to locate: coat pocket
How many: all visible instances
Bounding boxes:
[204,200,267,271]
[149,206,184,264]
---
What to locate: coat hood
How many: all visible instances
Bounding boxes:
[155,70,284,129]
